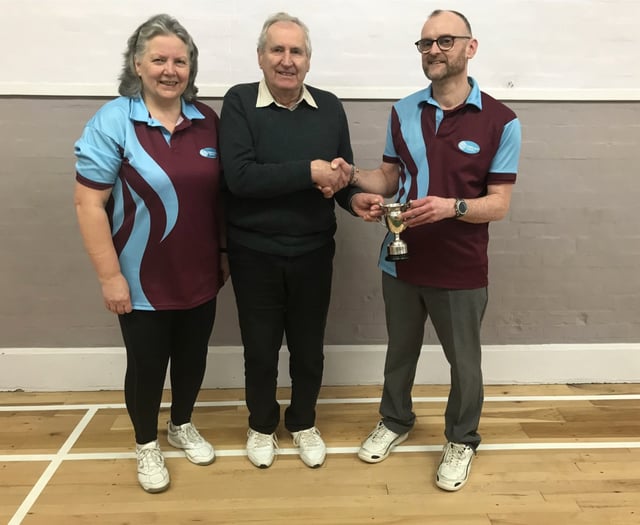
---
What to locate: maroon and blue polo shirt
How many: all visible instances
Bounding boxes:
[379,77,521,289]
[75,96,222,310]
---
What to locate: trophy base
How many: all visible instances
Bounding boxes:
[387,240,408,262]
[386,253,409,262]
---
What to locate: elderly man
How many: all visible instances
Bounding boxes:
[219,12,356,469]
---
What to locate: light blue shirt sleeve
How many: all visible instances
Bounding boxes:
[490,117,522,173]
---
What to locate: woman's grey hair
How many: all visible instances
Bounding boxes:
[257,12,312,57]
[118,13,199,102]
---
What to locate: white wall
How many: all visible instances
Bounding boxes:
[3,0,639,100]
[1,344,639,391]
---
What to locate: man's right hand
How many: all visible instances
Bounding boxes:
[350,193,385,222]
[311,159,351,197]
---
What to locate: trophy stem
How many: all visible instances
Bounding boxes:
[386,233,409,261]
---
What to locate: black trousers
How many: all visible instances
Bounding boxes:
[228,239,335,434]
[118,299,216,444]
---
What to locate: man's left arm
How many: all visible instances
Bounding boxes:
[401,183,513,227]
[455,183,513,223]
[457,115,520,223]
[454,114,521,223]
[402,115,521,227]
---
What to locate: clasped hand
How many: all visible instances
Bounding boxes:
[311,158,352,198]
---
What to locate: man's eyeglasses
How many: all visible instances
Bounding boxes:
[414,35,471,53]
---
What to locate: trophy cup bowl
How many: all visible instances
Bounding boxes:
[380,202,410,261]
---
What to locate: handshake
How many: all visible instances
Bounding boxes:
[311,157,356,198]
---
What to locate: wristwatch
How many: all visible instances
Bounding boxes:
[454,198,468,218]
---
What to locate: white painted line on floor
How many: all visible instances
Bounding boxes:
[0,403,127,411]
[4,441,640,465]
[481,394,640,402]
[8,407,97,525]
[478,441,640,451]
[2,393,640,412]
[0,454,56,462]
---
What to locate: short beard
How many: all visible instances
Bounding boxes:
[423,54,466,81]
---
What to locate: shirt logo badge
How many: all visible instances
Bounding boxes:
[457,141,480,154]
[199,147,218,159]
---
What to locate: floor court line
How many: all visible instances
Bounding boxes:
[2,393,639,412]
[4,441,640,465]
[8,407,98,525]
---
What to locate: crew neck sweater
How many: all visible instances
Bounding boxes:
[220,82,356,256]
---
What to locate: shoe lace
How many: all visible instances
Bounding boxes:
[249,430,278,449]
[442,443,471,468]
[180,423,204,444]
[138,446,164,469]
[296,428,322,448]
[369,422,394,444]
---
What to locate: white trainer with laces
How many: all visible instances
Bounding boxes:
[291,427,326,468]
[136,440,170,493]
[246,429,278,468]
[167,421,215,465]
[436,442,475,491]
[358,421,409,463]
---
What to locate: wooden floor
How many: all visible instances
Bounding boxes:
[1,384,640,525]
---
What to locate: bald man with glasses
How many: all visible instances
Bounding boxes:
[345,9,522,491]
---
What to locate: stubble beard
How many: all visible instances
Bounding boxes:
[423,54,466,82]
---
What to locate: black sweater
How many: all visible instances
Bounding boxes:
[219,82,357,256]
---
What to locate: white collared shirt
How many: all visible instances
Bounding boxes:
[256,78,318,111]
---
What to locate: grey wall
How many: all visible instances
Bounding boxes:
[1,97,639,348]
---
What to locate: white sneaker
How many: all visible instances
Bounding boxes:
[358,421,408,463]
[291,427,326,468]
[167,421,215,465]
[436,442,475,491]
[136,440,170,493]
[246,429,278,468]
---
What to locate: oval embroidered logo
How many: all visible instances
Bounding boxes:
[199,147,218,159]
[458,141,480,154]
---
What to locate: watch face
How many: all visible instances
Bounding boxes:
[459,200,468,213]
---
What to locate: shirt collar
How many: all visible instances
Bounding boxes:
[129,96,205,125]
[422,77,482,110]
[256,78,318,110]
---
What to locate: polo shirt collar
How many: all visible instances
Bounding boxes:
[129,96,205,125]
[423,76,482,110]
[256,78,318,110]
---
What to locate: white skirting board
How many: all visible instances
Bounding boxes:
[0,344,638,391]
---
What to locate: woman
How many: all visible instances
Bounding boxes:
[74,14,227,493]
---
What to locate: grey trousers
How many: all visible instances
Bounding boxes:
[379,271,488,449]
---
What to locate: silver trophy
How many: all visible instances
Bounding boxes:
[380,202,410,261]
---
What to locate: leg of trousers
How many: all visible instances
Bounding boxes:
[380,272,487,447]
[380,272,428,435]
[168,300,217,426]
[118,299,216,444]
[428,287,487,449]
[283,242,334,432]
[228,240,334,434]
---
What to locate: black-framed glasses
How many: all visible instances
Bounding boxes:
[414,35,471,53]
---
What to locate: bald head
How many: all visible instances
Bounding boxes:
[428,10,472,35]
